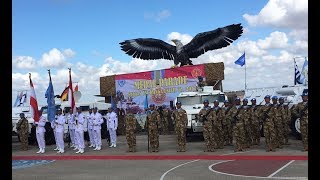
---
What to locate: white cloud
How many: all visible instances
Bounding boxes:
[243,0,308,29]
[63,48,76,58]
[144,9,171,22]
[39,48,67,68]
[257,31,288,49]
[12,56,37,70]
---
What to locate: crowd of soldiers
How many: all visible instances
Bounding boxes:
[16,92,308,153]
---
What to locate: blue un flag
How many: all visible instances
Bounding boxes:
[45,78,56,122]
[234,53,245,66]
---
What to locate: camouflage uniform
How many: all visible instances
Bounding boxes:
[162,108,170,135]
[16,117,29,150]
[172,108,188,152]
[292,101,308,151]
[259,103,277,151]
[224,106,236,145]
[275,104,286,147]
[249,105,261,145]
[233,105,247,151]
[282,104,292,145]
[125,113,137,152]
[146,110,161,152]
[212,106,224,149]
[242,105,253,148]
[199,107,216,152]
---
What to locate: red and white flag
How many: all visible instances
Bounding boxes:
[29,73,40,122]
[68,69,77,115]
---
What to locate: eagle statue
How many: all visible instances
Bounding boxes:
[119,23,243,67]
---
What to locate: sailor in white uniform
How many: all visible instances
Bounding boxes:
[75,107,85,153]
[107,107,118,147]
[87,108,95,147]
[55,108,66,153]
[66,108,76,148]
[35,110,46,153]
[51,116,59,151]
[92,107,104,150]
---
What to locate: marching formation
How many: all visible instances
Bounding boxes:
[16,92,308,154]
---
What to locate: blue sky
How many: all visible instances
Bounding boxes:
[12,0,308,106]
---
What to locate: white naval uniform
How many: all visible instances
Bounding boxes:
[75,112,85,150]
[55,114,66,153]
[51,119,58,150]
[35,115,46,153]
[67,113,76,147]
[107,111,118,147]
[87,112,95,147]
[92,112,104,150]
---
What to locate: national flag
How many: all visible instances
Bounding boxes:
[60,86,69,101]
[294,60,303,85]
[301,58,308,84]
[14,91,23,107]
[45,70,56,122]
[234,52,245,66]
[68,68,77,115]
[29,73,40,122]
[74,84,79,92]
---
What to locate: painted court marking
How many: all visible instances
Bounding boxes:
[159,150,255,180]
[12,160,55,169]
[208,160,307,179]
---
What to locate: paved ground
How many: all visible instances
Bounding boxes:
[12,135,308,180]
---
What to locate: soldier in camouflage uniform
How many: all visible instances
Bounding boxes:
[259,95,277,152]
[249,98,261,145]
[223,100,235,146]
[242,99,253,148]
[212,100,224,149]
[232,98,246,151]
[292,92,308,151]
[146,104,161,152]
[198,100,216,152]
[271,96,283,149]
[279,97,291,145]
[161,105,170,135]
[16,113,29,151]
[125,109,137,152]
[172,102,188,152]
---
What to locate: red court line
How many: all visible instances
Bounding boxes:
[12,155,308,160]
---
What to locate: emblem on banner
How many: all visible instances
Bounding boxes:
[191,68,202,78]
[117,80,126,87]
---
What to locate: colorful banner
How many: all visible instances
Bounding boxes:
[115,64,205,113]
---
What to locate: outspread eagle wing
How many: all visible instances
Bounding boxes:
[183,23,243,59]
[119,38,176,60]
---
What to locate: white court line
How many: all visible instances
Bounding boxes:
[159,150,256,180]
[208,160,307,179]
[159,159,200,180]
[268,160,295,177]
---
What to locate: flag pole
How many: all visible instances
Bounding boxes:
[245,59,247,90]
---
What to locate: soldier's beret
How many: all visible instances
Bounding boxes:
[149,104,155,107]
[279,97,284,100]
[213,100,219,103]
[203,100,209,103]
[176,101,181,105]
[264,95,270,99]
[272,96,278,100]
[251,98,256,101]
[57,108,62,111]
[301,92,308,96]
[243,98,248,102]
[235,97,240,101]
